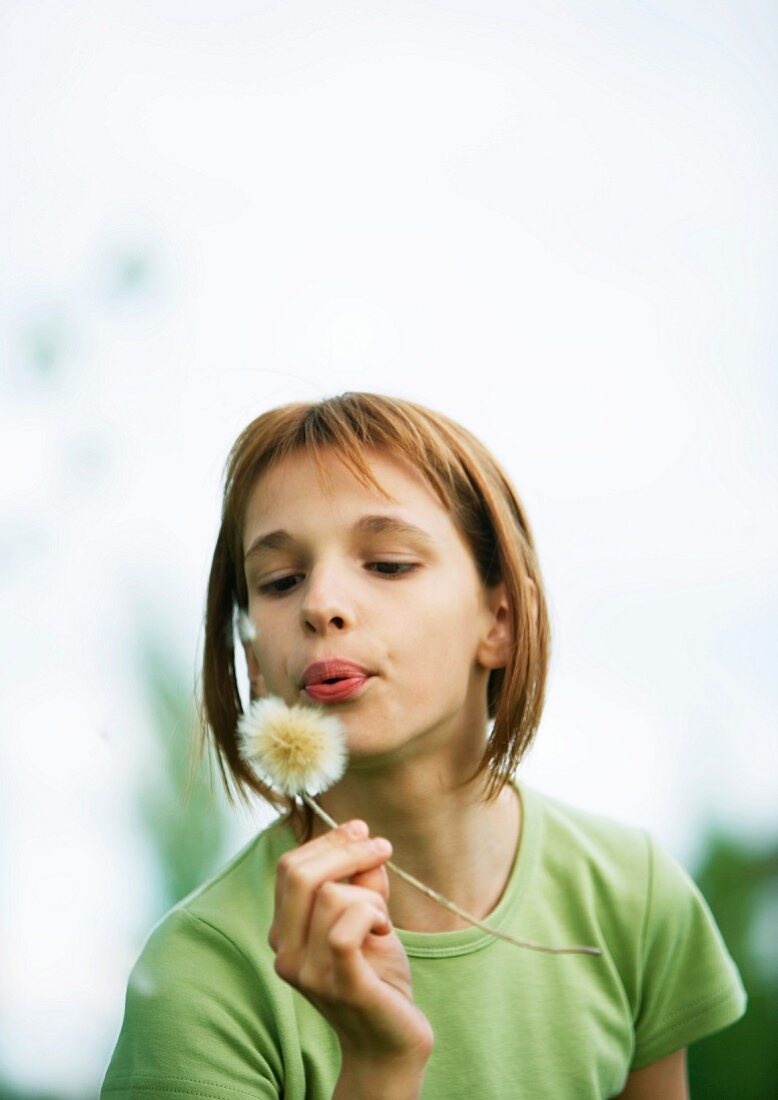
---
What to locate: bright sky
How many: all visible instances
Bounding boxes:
[1,1,776,1094]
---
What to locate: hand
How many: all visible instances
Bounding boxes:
[268,819,434,1069]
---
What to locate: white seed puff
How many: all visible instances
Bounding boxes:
[237,609,257,644]
[237,695,348,797]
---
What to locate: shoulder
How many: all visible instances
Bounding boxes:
[133,814,296,991]
[101,818,296,1096]
[525,782,647,857]
[523,782,651,912]
[181,814,294,908]
[520,781,727,919]
[515,781,657,1001]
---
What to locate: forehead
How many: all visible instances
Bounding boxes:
[242,446,451,541]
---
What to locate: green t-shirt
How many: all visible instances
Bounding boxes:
[101,780,746,1099]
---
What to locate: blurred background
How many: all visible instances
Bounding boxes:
[1,1,776,1096]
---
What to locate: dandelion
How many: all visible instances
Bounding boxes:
[238,695,601,957]
[238,696,347,797]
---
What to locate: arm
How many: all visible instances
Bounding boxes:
[614,1048,688,1100]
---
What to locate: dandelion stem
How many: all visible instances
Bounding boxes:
[301,793,602,957]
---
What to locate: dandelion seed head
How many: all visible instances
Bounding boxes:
[237,695,348,796]
[237,610,257,644]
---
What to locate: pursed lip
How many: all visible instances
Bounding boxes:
[300,659,372,687]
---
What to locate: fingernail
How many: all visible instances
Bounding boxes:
[372,837,392,854]
[346,819,368,838]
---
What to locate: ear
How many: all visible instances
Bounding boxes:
[243,641,267,702]
[477,581,513,671]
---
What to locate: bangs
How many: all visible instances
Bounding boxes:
[225,394,462,580]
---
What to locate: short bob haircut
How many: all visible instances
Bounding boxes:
[198,392,550,839]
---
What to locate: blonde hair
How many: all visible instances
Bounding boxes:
[198,392,550,837]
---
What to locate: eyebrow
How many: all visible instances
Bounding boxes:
[244,514,436,561]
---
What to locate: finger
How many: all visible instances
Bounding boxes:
[270,820,368,950]
[275,820,369,900]
[307,881,392,960]
[300,901,393,1004]
[272,835,392,961]
[348,861,390,903]
[329,902,394,996]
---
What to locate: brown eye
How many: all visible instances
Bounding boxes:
[259,575,301,595]
[367,562,418,577]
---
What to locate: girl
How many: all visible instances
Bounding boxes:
[101,392,746,1099]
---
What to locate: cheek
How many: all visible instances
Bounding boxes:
[398,586,479,661]
[242,618,277,677]
[256,641,281,677]
[248,596,286,639]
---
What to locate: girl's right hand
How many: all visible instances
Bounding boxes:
[268,819,434,1075]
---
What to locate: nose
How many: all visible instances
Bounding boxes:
[299,561,353,635]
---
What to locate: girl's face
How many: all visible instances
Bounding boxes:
[241,446,511,770]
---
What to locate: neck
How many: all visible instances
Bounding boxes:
[312,758,522,933]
